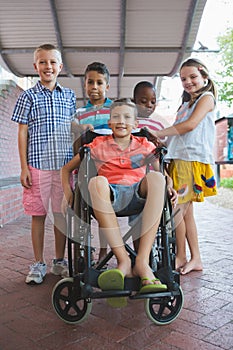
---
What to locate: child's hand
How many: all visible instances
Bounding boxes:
[61,190,74,216]
[143,127,162,147]
[80,124,94,132]
[20,168,32,188]
[167,186,178,208]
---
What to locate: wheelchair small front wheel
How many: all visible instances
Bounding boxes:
[52,277,92,324]
[144,286,184,325]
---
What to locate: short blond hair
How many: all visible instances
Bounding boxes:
[34,44,62,63]
[110,98,138,119]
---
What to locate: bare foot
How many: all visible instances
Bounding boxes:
[118,259,133,277]
[142,277,163,286]
[180,259,203,275]
[175,257,187,271]
[133,257,155,282]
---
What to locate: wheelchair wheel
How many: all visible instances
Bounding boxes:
[144,286,184,325]
[52,277,92,324]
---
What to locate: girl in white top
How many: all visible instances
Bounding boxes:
[151,58,217,275]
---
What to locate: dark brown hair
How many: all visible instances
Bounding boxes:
[84,62,110,84]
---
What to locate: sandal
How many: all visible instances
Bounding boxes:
[139,277,167,294]
[98,269,127,308]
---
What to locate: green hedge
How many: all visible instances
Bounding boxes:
[220,177,233,189]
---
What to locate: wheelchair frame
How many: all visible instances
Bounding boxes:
[52,130,184,325]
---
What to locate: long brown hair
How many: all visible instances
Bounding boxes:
[180,58,217,107]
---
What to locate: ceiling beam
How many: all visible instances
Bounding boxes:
[168,0,201,76]
[49,0,73,78]
[0,44,23,77]
[0,47,184,55]
[117,0,127,98]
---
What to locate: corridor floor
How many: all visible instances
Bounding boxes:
[0,200,233,350]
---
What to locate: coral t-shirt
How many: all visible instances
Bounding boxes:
[87,135,156,185]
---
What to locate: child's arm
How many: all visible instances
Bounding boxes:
[71,121,94,133]
[150,94,215,139]
[18,124,32,188]
[151,159,177,208]
[61,153,81,214]
[165,172,177,208]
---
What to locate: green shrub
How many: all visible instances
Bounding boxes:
[220,177,233,189]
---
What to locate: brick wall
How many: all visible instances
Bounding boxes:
[0,81,24,225]
[0,185,23,226]
[0,80,23,178]
[221,164,233,178]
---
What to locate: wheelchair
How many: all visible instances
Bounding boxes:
[52,129,184,325]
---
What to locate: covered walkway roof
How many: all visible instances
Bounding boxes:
[0,0,206,104]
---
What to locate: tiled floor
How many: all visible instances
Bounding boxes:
[1,200,233,350]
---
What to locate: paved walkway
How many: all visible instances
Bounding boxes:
[0,200,233,350]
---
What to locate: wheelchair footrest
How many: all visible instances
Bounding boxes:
[91,289,132,299]
[130,290,181,300]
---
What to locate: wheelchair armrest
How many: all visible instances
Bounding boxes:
[78,145,91,160]
[81,129,106,144]
[145,146,167,168]
[154,146,167,157]
[78,145,98,180]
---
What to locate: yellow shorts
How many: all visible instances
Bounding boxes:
[168,160,217,204]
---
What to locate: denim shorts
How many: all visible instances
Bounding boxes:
[109,182,145,216]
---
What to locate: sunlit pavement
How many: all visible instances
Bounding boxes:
[0,200,233,350]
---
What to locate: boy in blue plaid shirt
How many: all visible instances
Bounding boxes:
[11,44,76,284]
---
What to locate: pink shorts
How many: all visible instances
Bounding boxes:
[23,166,64,216]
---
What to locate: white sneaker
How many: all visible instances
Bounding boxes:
[51,259,69,277]
[25,262,47,284]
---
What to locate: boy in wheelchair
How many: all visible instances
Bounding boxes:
[61,98,177,300]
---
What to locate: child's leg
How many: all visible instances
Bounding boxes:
[133,172,165,283]
[88,176,132,276]
[174,203,188,270]
[180,202,203,275]
[31,215,46,262]
[98,228,108,261]
[53,212,67,259]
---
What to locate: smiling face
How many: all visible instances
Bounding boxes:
[134,86,156,118]
[33,49,63,89]
[180,66,206,96]
[108,105,138,138]
[84,70,109,106]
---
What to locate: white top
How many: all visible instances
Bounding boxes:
[166,92,216,164]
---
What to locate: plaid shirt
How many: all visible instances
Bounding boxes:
[11,81,76,170]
